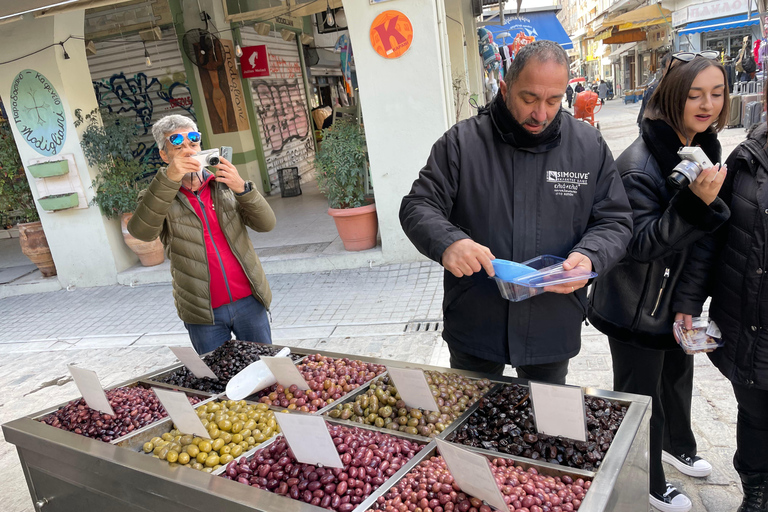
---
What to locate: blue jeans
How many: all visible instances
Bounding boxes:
[185,295,272,354]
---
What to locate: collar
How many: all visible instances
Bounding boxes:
[489,92,562,152]
[640,119,721,179]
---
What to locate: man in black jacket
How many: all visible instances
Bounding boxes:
[400,40,633,383]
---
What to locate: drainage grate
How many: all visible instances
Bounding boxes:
[404,320,444,333]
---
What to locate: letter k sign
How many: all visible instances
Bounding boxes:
[370,10,414,59]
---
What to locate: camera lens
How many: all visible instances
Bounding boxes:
[667,171,690,189]
[207,155,220,166]
[667,160,700,189]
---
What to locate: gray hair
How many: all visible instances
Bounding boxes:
[503,40,569,86]
[152,114,198,151]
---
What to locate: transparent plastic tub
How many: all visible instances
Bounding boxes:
[492,255,598,302]
[673,317,724,355]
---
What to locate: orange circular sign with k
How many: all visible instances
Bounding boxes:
[370,10,414,59]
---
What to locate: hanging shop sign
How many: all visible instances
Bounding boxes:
[370,10,414,59]
[9,69,66,157]
[199,39,250,134]
[240,44,270,78]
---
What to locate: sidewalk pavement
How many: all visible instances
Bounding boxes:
[0,99,751,511]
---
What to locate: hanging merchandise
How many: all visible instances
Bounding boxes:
[334,33,354,98]
[477,27,500,73]
[509,31,536,59]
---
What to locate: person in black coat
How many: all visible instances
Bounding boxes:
[574,82,584,94]
[674,117,768,511]
[588,54,731,512]
[565,83,574,108]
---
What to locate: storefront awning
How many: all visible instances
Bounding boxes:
[678,13,761,35]
[608,42,638,59]
[483,11,573,50]
[605,4,672,28]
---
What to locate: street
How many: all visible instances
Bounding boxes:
[0,97,755,512]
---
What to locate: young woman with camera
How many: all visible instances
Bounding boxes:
[675,84,768,511]
[588,52,731,512]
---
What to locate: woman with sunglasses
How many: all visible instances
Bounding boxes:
[128,115,276,354]
[589,51,730,512]
[674,85,768,512]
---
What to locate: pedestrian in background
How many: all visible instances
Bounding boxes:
[574,81,584,94]
[565,83,574,109]
[589,52,729,512]
[674,87,768,511]
[638,53,672,131]
[400,40,632,384]
[128,115,276,354]
[598,80,608,104]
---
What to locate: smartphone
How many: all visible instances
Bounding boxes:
[219,146,233,163]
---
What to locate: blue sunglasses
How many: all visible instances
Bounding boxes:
[167,131,201,146]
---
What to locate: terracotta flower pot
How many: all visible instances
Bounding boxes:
[121,212,165,266]
[327,203,378,251]
[18,221,57,277]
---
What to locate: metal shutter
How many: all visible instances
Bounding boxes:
[241,27,315,189]
[87,26,194,168]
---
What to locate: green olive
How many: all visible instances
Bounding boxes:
[378,406,393,418]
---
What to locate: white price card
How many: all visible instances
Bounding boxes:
[435,439,508,511]
[170,347,218,380]
[152,387,209,439]
[67,365,116,416]
[274,413,343,468]
[386,366,440,412]
[261,356,310,390]
[529,381,588,443]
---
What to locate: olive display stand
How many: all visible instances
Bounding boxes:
[3,348,651,512]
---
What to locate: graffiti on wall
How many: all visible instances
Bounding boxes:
[253,79,309,153]
[93,72,195,167]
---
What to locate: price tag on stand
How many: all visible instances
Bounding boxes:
[435,439,508,511]
[261,356,310,390]
[152,387,210,439]
[170,347,218,380]
[67,365,115,416]
[529,381,588,442]
[274,413,343,468]
[386,366,440,412]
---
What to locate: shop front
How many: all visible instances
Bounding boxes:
[674,1,762,58]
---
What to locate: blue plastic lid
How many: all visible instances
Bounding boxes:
[492,259,537,282]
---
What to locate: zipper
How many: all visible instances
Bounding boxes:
[650,267,670,317]
[176,194,215,322]
[195,191,234,304]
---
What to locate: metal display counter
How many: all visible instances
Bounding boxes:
[3,349,650,512]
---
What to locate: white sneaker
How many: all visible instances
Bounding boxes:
[649,483,692,512]
[662,450,713,477]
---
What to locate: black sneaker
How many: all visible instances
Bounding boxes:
[650,483,692,512]
[662,450,713,477]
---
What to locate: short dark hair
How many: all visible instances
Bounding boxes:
[644,56,730,139]
[503,40,568,86]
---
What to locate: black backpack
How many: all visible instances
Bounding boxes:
[743,56,756,74]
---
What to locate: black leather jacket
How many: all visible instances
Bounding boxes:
[588,120,730,350]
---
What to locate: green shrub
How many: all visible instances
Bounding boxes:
[0,122,38,224]
[315,118,369,209]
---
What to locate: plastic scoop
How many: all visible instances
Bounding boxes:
[491,259,536,282]
[226,346,291,400]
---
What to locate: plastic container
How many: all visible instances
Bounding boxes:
[491,259,536,281]
[673,317,724,355]
[492,255,598,302]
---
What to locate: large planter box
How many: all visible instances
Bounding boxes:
[28,160,69,178]
[38,193,78,211]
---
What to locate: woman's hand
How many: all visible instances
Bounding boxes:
[675,312,694,330]
[689,164,727,205]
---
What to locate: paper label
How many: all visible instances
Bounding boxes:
[152,387,209,438]
[274,413,343,468]
[436,439,508,511]
[529,382,587,442]
[386,366,440,412]
[170,347,218,380]
[261,356,309,390]
[67,365,116,416]
[706,320,722,338]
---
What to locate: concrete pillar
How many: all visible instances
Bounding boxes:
[0,11,137,287]
[342,0,452,263]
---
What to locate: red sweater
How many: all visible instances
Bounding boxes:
[180,176,253,309]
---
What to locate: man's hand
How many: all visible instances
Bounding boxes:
[689,164,727,206]
[544,252,593,294]
[442,239,495,278]
[213,157,246,194]
[675,312,694,330]
[166,148,201,182]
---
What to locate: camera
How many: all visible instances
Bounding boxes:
[190,149,220,167]
[667,147,714,189]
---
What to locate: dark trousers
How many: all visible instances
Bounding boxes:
[732,382,768,473]
[185,295,271,354]
[609,338,696,495]
[567,98,573,109]
[448,345,569,385]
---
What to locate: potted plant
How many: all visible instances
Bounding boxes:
[315,118,378,251]
[0,123,57,277]
[74,108,164,266]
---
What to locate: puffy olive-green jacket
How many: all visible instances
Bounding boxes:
[127,168,276,324]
